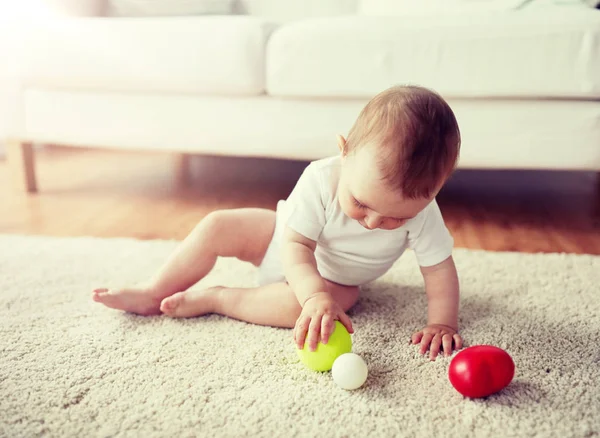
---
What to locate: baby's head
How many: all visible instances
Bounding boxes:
[338,85,461,230]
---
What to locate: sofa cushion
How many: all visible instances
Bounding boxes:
[267,9,600,98]
[13,16,273,95]
[106,0,234,16]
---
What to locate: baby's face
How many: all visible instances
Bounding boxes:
[338,146,433,230]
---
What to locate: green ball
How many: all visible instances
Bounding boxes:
[297,321,352,372]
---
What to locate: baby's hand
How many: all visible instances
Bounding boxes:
[294,292,353,351]
[411,324,463,361]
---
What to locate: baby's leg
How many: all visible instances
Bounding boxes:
[162,280,359,329]
[93,208,276,315]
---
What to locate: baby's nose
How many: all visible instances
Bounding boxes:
[365,215,382,229]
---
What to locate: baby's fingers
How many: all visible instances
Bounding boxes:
[338,312,354,335]
[419,333,434,355]
[442,334,455,357]
[453,334,464,351]
[306,316,323,352]
[320,314,335,344]
[429,334,443,361]
[411,331,424,345]
[294,316,310,350]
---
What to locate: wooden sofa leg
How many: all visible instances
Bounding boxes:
[6,140,37,193]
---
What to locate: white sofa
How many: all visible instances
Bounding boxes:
[1,0,599,192]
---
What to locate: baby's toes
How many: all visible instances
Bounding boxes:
[160,293,185,315]
[93,289,121,307]
[92,288,109,301]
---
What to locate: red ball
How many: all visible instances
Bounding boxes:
[448,345,515,398]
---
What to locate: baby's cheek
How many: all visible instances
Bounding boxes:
[346,209,363,220]
[340,200,362,220]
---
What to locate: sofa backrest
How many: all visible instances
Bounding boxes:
[234,0,359,21]
[103,0,358,19]
[33,0,105,17]
[32,0,600,18]
[105,0,234,16]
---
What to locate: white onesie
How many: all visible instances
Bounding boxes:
[257,156,454,286]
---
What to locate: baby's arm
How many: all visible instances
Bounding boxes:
[422,256,459,329]
[282,227,353,351]
[282,227,328,304]
[411,256,463,360]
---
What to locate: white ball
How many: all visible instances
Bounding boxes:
[332,353,368,390]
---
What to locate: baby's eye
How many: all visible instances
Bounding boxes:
[352,198,366,209]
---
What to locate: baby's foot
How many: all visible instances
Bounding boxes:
[92,285,163,315]
[160,287,223,318]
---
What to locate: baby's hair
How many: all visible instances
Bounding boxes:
[345,85,461,199]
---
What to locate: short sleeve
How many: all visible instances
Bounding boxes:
[407,200,454,267]
[284,163,327,241]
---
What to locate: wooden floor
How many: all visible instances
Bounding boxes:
[1,146,599,254]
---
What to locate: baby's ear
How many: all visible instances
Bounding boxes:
[337,135,348,156]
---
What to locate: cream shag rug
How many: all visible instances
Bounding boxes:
[1,235,599,438]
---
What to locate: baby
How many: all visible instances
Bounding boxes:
[93,85,464,361]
